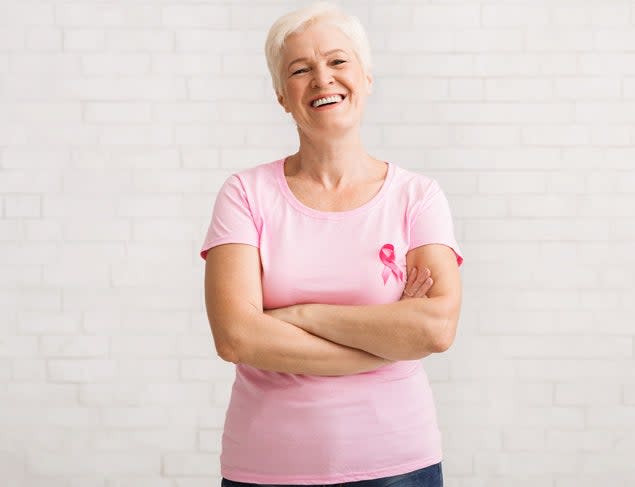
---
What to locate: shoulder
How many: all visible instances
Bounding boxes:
[214,157,284,222]
[388,162,441,203]
[225,159,282,192]
[219,157,282,198]
[234,157,280,179]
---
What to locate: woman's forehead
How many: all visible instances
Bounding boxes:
[283,24,352,56]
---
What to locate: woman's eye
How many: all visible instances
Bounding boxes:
[293,59,346,74]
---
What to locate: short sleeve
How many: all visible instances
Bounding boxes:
[199,174,260,261]
[409,179,464,267]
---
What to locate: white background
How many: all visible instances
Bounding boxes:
[1,1,634,486]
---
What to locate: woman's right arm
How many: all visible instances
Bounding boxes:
[204,243,393,376]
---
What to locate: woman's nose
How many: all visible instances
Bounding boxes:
[311,65,334,88]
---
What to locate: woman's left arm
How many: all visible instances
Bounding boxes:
[267,244,463,362]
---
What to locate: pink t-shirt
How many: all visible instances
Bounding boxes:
[200,156,464,484]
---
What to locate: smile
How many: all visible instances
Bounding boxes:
[310,96,348,112]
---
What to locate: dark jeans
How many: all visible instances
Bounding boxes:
[221,462,443,487]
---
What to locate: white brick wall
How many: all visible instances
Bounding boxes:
[1,0,634,486]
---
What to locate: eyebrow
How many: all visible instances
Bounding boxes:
[287,49,348,70]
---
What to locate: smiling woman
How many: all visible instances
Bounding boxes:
[200,2,463,487]
[274,20,373,138]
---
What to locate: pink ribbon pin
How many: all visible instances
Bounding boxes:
[379,243,404,285]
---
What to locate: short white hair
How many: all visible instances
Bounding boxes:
[264,1,373,96]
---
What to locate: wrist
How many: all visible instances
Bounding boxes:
[290,303,313,332]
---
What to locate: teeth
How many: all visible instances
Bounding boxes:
[312,94,344,108]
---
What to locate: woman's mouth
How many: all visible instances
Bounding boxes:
[311,96,347,112]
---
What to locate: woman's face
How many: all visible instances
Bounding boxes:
[277,22,373,136]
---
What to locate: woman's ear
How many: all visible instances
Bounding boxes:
[366,72,373,95]
[277,91,290,113]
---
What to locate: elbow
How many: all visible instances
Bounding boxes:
[417,299,456,355]
[213,307,261,365]
[217,341,240,364]
[219,328,244,364]
[434,307,460,353]
[220,349,240,364]
[423,322,450,354]
[433,320,452,353]
[209,319,242,364]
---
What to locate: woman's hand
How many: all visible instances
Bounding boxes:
[401,267,433,300]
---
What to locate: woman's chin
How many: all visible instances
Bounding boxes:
[298,118,361,135]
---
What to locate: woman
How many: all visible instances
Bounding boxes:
[200,2,464,486]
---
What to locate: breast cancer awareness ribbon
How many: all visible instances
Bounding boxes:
[379,243,404,285]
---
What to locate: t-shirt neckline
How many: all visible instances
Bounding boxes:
[275,156,395,219]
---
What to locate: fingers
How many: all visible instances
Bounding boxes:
[405,266,417,287]
[403,267,433,299]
